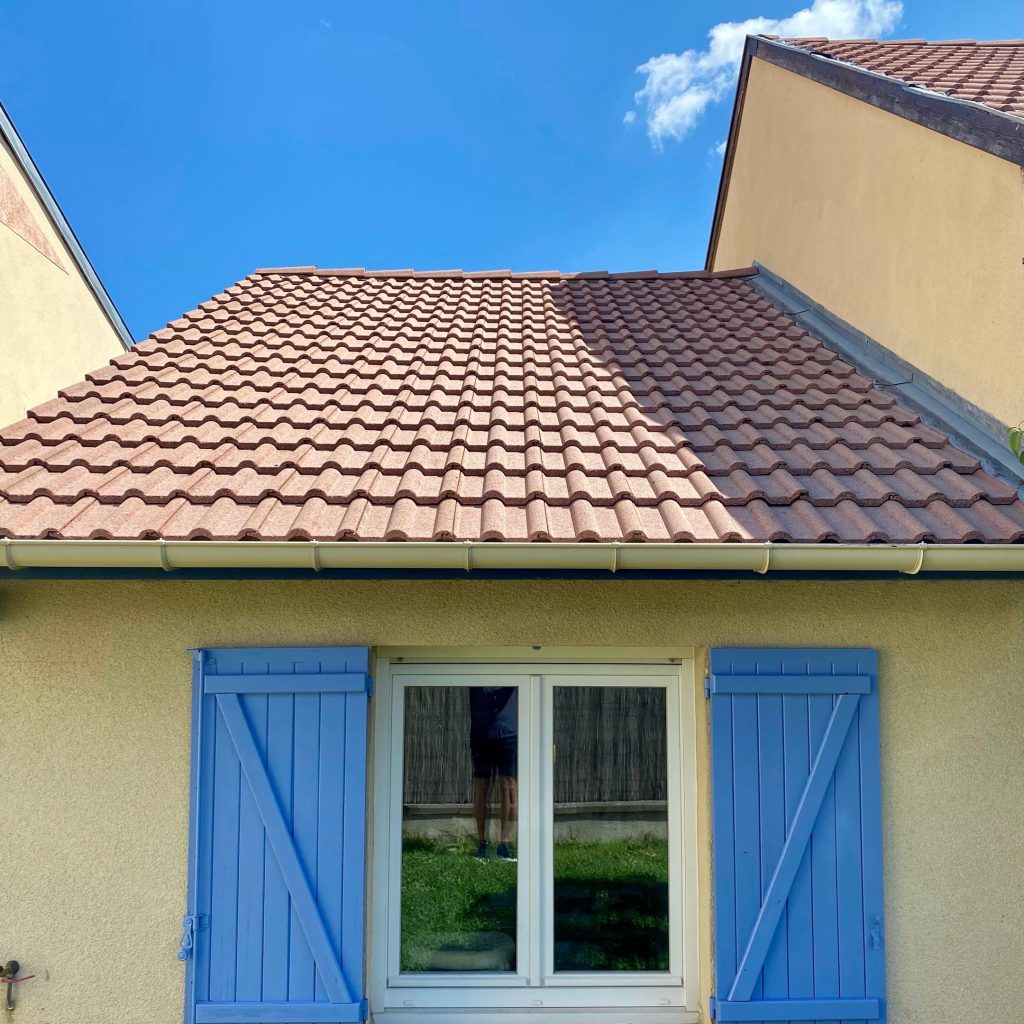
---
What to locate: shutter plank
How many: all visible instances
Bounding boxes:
[860,681,886,1014]
[235,695,268,1002]
[757,695,789,1002]
[261,694,293,1003]
[733,695,763,1000]
[315,695,346,1003]
[809,695,841,1021]
[782,694,813,1003]
[289,694,321,1002]
[209,706,241,1003]
[835,703,866,1011]
[340,688,368,998]
[711,690,739,994]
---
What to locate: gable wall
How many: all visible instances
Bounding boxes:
[0,134,126,430]
[712,57,1024,429]
[0,576,1021,1024]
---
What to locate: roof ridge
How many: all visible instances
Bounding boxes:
[248,266,759,281]
[780,36,1024,47]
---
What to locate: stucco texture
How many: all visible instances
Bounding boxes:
[712,57,1024,428]
[0,137,125,430]
[1,577,1022,1024]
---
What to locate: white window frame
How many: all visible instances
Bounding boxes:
[368,648,699,1024]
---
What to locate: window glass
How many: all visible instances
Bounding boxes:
[552,685,669,971]
[401,685,519,972]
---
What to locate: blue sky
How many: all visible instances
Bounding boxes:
[2,1,1022,339]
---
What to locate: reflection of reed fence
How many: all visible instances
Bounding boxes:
[403,686,667,805]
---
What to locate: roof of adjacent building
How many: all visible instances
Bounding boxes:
[785,37,1024,118]
[0,265,1021,545]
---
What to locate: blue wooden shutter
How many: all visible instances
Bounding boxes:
[183,647,370,1024]
[709,648,885,1023]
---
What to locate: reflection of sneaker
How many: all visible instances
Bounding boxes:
[475,841,490,859]
[496,842,517,862]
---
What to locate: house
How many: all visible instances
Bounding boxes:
[0,100,132,427]
[708,37,1024,431]
[1,43,1023,1024]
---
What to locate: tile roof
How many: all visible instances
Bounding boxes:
[0,266,1022,545]
[784,38,1024,118]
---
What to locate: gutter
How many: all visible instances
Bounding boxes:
[0,101,134,351]
[2,538,1022,574]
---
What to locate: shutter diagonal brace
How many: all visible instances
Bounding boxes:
[217,693,355,1006]
[727,693,860,1002]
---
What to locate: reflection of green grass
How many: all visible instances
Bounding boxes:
[400,836,668,973]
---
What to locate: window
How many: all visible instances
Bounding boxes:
[370,656,699,1021]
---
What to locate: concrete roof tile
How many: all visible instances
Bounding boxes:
[0,267,1021,543]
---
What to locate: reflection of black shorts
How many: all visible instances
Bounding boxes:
[471,735,517,778]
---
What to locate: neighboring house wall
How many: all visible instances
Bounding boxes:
[0,135,126,428]
[1,578,1021,1024]
[712,57,1024,429]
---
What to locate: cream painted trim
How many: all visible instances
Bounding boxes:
[2,538,1023,573]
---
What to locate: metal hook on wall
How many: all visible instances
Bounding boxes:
[0,962,35,1012]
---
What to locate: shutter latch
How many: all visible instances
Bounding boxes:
[869,917,882,950]
[177,914,207,961]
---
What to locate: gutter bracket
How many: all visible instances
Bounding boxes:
[901,543,927,575]
[311,539,321,572]
[159,540,173,572]
[611,546,619,573]
[464,541,472,573]
[2,539,18,572]
[755,544,772,574]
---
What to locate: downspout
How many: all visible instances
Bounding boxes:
[2,538,1023,573]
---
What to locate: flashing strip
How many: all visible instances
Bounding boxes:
[750,264,1024,489]
[1,538,1022,574]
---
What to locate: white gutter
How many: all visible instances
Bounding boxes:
[2,539,1023,573]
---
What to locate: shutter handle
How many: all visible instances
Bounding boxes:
[178,915,207,961]
[869,916,882,950]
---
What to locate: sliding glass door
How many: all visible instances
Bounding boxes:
[379,663,689,1012]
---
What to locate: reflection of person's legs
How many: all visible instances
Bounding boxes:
[473,776,491,843]
[498,775,517,842]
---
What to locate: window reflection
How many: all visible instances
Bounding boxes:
[552,686,669,972]
[401,685,518,972]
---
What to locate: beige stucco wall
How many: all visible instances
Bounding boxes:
[1,577,1022,1024]
[713,57,1024,428]
[0,136,126,429]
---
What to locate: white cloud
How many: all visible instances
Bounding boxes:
[628,0,902,147]
[713,138,728,157]
[623,110,637,125]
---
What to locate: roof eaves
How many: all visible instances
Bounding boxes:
[751,262,1024,492]
[753,36,1024,164]
[0,100,134,351]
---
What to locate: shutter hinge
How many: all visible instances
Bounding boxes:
[709,995,717,1020]
[704,674,711,699]
[365,674,374,697]
[360,996,369,1021]
[177,914,208,961]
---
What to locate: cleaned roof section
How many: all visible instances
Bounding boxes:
[786,37,1024,118]
[0,266,1022,545]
